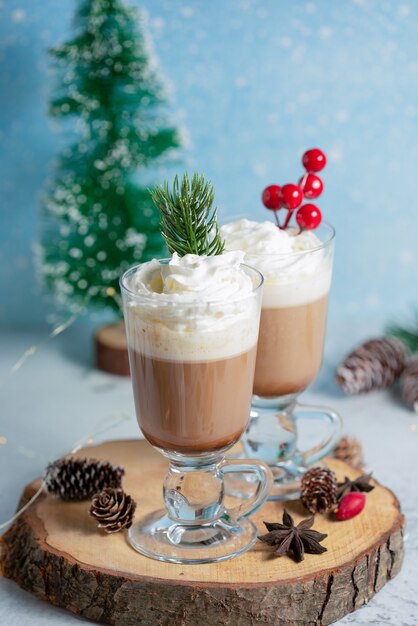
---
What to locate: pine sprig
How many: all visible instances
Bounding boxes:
[387,315,418,353]
[151,173,225,257]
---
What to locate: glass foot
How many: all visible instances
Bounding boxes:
[128,509,258,564]
[268,463,307,500]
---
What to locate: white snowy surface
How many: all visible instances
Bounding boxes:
[0,319,417,625]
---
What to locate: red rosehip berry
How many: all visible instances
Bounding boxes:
[295,203,322,230]
[299,173,324,199]
[336,492,366,521]
[262,184,281,210]
[279,183,303,210]
[302,148,327,173]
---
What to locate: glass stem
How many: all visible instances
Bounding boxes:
[163,457,225,525]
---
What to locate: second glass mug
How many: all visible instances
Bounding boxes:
[120,259,272,564]
[224,222,342,500]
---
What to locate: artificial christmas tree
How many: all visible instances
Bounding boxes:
[36,0,182,371]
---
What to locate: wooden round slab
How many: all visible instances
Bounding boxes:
[95,321,130,376]
[1,440,404,626]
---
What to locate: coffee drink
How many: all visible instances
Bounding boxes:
[123,252,261,454]
[220,219,333,398]
[130,348,257,452]
[254,296,328,396]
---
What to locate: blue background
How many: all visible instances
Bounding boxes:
[1,0,417,327]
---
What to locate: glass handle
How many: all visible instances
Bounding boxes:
[220,459,272,522]
[294,403,343,466]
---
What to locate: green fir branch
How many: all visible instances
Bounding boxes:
[151,173,225,257]
[386,314,418,353]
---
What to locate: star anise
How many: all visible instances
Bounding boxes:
[258,509,328,563]
[336,473,375,501]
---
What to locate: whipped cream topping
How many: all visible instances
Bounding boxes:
[123,251,260,361]
[220,219,322,257]
[130,251,253,302]
[220,219,332,307]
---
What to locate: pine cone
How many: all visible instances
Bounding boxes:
[336,337,408,394]
[332,436,365,471]
[400,355,418,413]
[44,457,124,501]
[90,487,136,533]
[300,466,337,514]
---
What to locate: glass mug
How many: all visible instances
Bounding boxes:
[223,221,342,499]
[120,260,272,564]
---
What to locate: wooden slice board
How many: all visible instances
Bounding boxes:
[1,440,404,626]
[95,321,130,376]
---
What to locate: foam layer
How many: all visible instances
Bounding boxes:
[220,219,332,307]
[124,306,259,361]
[261,265,332,307]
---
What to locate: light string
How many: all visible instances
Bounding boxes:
[1,286,130,533]
[104,286,123,312]
[1,286,122,387]
[0,485,45,532]
[2,312,79,385]
[0,412,133,532]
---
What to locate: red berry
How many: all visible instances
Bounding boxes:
[279,184,303,210]
[262,184,281,210]
[296,203,322,230]
[302,148,327,173]
[299,173,324,199]
[336,492,366,521]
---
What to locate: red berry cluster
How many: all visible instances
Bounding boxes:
[261,148,327,231]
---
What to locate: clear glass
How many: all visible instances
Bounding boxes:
[120,260,272,563]
[222,220,342,500]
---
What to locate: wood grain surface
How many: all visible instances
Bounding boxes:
[1,439,404,626]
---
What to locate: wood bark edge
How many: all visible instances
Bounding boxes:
[0,484,404,626]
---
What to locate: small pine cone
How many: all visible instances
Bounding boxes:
[90,487,136,533]
[300,466,337,514]
[400,355,418,413]
[336,337,408,394]
[44,457,124,501]
[332,436,365,471]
